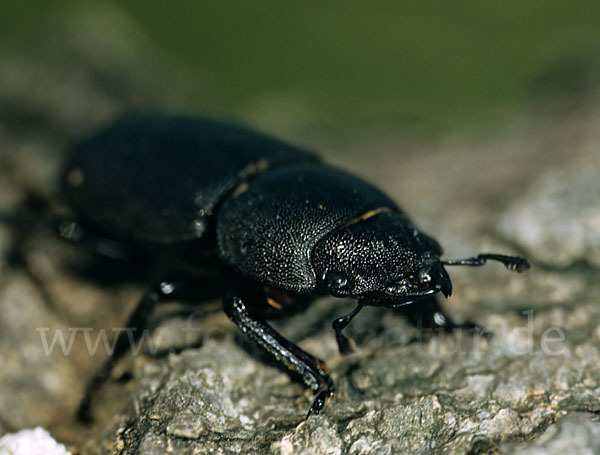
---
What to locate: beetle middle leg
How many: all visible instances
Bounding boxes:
[223,287,335,418]
[77,278,221,422]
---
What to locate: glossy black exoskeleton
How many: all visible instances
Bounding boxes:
[57,114,529,421]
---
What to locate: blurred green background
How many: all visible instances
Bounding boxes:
[2,0,600,133]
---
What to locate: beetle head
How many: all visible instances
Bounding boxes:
[312,210,450,307]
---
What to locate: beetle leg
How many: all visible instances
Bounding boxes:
[398,295,486,336]
[77,278,215,423]
[332,302,364,355]
[57,220,135,261]
[1,196,134,262]
[223,288,335,418]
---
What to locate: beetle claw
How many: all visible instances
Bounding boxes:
[306,390,334,419]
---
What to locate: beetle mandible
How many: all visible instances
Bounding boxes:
[58,114,529,421]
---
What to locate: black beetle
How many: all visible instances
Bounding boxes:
[56,114,529,421]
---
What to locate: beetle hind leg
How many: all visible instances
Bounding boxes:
[223,288,334,418]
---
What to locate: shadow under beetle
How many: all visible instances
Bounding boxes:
[57,114,529,421]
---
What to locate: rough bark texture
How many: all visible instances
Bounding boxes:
[1,10,599,455]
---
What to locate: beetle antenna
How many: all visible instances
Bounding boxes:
[441,253,530,273]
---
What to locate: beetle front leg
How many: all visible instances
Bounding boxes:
[332,302,364,355]
[223,288,334,418]
[398,295,485,336]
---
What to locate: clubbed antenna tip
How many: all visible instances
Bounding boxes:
[442,253,530,273]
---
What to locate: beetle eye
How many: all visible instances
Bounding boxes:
[323,270,350,296]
